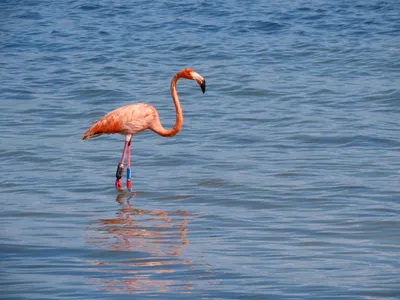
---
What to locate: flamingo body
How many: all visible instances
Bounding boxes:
[82,103,158,139]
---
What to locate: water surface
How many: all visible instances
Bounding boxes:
[1,0,400,299]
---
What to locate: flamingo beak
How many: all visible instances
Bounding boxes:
[191,71,206,94]
[200,79,206,93]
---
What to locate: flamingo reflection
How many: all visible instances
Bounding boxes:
[84,191,199,294]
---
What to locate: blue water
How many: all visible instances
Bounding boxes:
[1,0,400,299]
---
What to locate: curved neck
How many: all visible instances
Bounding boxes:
[151,73,183,137]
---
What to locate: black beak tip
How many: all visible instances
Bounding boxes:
[201,80,206,93]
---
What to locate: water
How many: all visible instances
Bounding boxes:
[1,0,399,299]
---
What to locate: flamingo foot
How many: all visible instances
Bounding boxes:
[115,163,124,191]
[126,180,132,191]
[126,167,132,191]
[115,178,123,191]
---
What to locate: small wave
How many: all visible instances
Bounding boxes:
[292,134,399,148]
[233,20,285,33]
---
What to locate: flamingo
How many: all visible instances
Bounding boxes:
[82,68,206,191]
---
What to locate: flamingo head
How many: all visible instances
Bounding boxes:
[181,68,206,93]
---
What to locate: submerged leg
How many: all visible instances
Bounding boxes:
[115,135,132,191]
[126,137,132,191]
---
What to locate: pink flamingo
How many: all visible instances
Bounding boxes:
[82,68,206,190]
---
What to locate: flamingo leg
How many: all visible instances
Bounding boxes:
[115,135,132,191]
[126,137,132,191]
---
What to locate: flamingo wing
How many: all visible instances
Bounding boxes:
[82,103,157,140]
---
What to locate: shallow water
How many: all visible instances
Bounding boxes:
[1,0,400,299]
